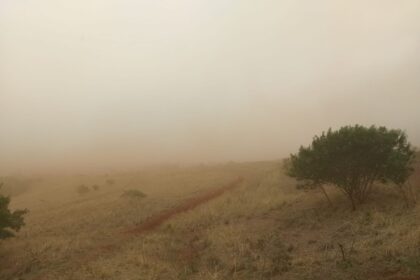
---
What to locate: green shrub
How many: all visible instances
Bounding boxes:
[77,184,90,195]
[121,189,147,199]
[287,125,416,210]
[0,183,28,239]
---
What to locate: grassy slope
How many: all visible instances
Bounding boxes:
[1,161,420,280]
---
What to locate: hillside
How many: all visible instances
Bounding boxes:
[1,160,419,280]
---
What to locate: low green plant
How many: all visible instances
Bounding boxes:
[77,184,90,195]
[0,182,28,239]
[121,189,147,199]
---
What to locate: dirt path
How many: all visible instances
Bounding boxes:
[21,177,244,280]
[124,176,243,235]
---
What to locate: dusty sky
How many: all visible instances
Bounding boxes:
[1,0,420,174]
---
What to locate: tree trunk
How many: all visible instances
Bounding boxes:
[348,193,357,211]
[319,185,333,208]
[343,186,357,211]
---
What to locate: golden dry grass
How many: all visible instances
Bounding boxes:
[1,161,420,280]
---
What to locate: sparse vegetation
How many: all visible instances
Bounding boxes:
[0,183,28,239]
[121,189,146,198]
[76,184,90,195]
[91,184,100,191]
[287,125,416,210]
[1,162,419,280]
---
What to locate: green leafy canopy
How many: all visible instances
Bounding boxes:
[287,125,416,209]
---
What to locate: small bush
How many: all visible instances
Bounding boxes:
[77,184,90,195]
[121,189,147,199]
[0,182,28,239]
[92,184,100,191]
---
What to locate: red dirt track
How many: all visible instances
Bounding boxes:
[25,178,244,280]
[124,176,244,235]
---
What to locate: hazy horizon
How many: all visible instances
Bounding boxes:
[1,0,420,175]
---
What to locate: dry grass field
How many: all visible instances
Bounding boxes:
[1,160,420,280]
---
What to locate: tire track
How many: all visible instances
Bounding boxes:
[23,177,244,280]
[124,176,243,235]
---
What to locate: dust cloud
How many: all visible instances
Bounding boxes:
[1,0,420,174]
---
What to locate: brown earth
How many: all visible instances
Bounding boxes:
[124,177,243,235]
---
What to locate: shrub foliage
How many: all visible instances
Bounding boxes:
[121,189,147,199]
[76,184,90,195]
[287,125,416,210]
[0,183,28,239]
